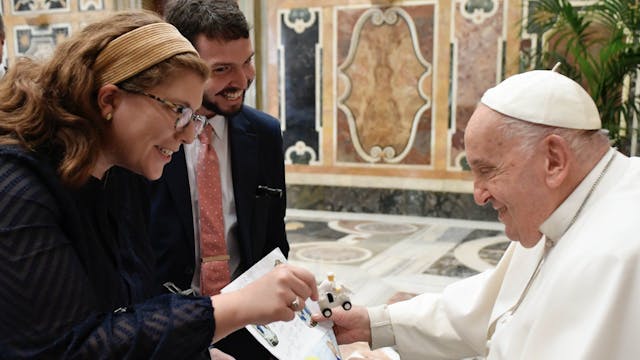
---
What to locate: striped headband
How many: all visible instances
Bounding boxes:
[94,22,198,86]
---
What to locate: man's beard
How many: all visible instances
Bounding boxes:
[201,88,247,117]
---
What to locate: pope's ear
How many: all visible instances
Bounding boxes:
[543,134,570,188]
[97,84,119,119]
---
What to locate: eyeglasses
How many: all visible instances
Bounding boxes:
[119,87,206,135]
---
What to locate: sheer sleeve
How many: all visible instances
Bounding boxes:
[0,155,215,359]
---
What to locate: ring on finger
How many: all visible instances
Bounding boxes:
[289,297,300,311]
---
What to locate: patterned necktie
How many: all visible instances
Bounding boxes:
[196,124,231,295]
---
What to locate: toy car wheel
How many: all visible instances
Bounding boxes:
[322,308,332,318]
[342,301,352,310]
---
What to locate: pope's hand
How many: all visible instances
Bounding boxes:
[312,305,372,345]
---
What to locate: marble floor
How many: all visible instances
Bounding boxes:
[284,209,508,360]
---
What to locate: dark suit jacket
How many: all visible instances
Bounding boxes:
[149,106,288,359]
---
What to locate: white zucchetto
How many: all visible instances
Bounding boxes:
[480,70,601,130]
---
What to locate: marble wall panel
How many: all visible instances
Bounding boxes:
[287,184,497,221]
[79,0,104,11]
[2,0,115,68]
[279,7,322,165]
[448,0,505,170]
[14,23,70,58]
[335,4,435,166]
[1,6,5,68]
[264,0,520,200]
[12,0,69,14]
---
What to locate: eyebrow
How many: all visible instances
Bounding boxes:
[165,96,194,110]
[212,53,255,67]
[467,158,492,170]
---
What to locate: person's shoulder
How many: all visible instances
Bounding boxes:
[0,145,56,204]
[0,143,37,161]
[0,144,49,178]
[238,105,280,127]
[232,106,282,141]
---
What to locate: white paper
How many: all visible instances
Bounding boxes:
[221,248,343,360]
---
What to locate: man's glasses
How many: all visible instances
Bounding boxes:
[119,87,206,135]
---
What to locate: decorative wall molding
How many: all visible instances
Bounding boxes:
[285,140,319,165]
[447,0,506,171]
[14,23,70,58]
[460,0,498,25]
[278,7,322,165]
[79,0,104,11]
[264,0,521,191]
[337,6,432,164]
[12,0,69,14]
[282,8,317,34]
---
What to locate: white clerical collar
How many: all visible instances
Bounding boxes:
[539,147,616,243]
[206,115,226,141]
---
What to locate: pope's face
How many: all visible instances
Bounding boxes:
[465,105,549,247]
[194,34,255,117]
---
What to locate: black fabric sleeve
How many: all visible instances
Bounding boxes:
[0,156,215,359]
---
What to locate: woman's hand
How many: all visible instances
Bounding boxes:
[209,348,236,360]
[210,263,318,342]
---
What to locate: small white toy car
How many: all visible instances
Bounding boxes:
[317,272,353,318]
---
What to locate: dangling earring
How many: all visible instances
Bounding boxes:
[105,113,112,121]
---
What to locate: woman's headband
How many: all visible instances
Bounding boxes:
[94,22,198,86]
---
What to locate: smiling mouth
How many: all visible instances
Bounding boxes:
[157,146,174,157]
[219,89,243,101]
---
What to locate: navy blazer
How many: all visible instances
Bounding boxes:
[149,106,288,359]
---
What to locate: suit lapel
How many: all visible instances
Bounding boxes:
[229,109,259,265]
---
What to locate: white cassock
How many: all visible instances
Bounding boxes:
[369,148,640,359]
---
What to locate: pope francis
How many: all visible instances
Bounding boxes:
[315,68,640,359]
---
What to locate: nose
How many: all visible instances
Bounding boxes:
[473,180,491,206]
[232,62,255,89]
[176,121,197,145]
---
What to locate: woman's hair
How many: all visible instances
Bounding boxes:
[0,10,209,187]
